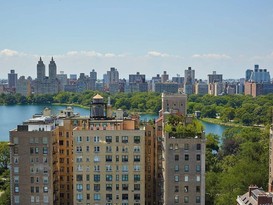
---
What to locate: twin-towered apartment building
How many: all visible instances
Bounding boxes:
[9,93,206,205]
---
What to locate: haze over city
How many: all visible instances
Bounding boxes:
[1,0,273,79]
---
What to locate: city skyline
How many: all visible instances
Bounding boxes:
[1,1,273,79]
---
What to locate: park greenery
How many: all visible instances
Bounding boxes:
[0,92,272,204]
[0,142,10,205]
[1,92,273,126]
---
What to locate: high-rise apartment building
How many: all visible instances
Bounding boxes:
[34,58,60,94]
[8,69,18,89]
[73,94,145,205]
[9,108,58,205]
[16,76,31,96]
[246,64,271,83]
[155,93,206,205]
[208,71,222,84]
[161,71,169,83]
[37,57,46,80]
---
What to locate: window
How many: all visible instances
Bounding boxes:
[94,193,101,201]
[94,136,100,143]
[106,175,112,181]
[14,176,19,183]
[116,155,119,162]
[122,146,128,152]
[122,174,128,181]
[86,146,90,152]
[174,195,179,203]
[122,165,128,172]
[76,136,82,143]
[175,186,179,192]
[122,194,128,200]
[134,155,140,162]
[184,165,189,172]
[106,146,112,152]
[86,136,90,142]
[42,147,48,154]
[106,155,112,162]
[134,165,140,171]
[14,167,19,173]
[134,146,140,152]
[175,155,179,161]
[196,154,201,161]
[94,184,100,191]
[94,146,100,152]
[134,136,140,143]
[196,175,200,182]
[122,184,128,190]
[106,184,112,191]
[184,143,189,150]
[76,184,83,191]
[174,143,178,150]
[42,137,48,144]
[122,155,128,162]
[169,143,173,150]
[196,196,201,203]
[76,175,83,181]
[43,176,48,184]
[106,193,112,201]
[184,196,189,203]
[174,175,179,182]
[197,143,201,150]
[185,154,189,161]
[106,165,112,172]
[76,146,82,153]
[76,194,83,202]
[43,186,48,193]
[184,175,189,182]
[134,184,140,191]
[35,147,39,154]
[134,174,140,182]
[122,136,128,143]
[196,165,201,172]
[30,147,34,154]
[174,165,179,172]
[196,186,200,193]
[14,185,19,193]
[116,136,119,142]
[86,184,90,190]
[184,186,189,193]
[86,174,90,181]
[116,184,119,190]
[36,187,39,193]
[134,194,140,200]
[106,136,112,143]
[94,156,100,162]
[94,175,100,182]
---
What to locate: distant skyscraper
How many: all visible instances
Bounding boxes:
[247,64,270,83]
[48,57,57,80]
[37,57,45,80]
[184,67,195,94]
[89,69,97,90]
[184,67,195,85]
[16,76,31,96]
[8,69,18,89]
[57,71,68,91]
[161,71,169,83]
[208,71,222,84]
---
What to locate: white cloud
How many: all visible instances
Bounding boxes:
[147,51,170,57]
[0,49,20,57]
[192,53,231,59]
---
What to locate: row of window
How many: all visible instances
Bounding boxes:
[76,193,141,201]
[174,175,201,182]
[76,183,141,192]
[76,136,141,144]
[76,164,141,172]
[175,185,201,193]
[174,195,201,203]
[76,174,141,182]
[174,154,201,161]
[30,147,48,155]
[170,143,201,150]
[77,145,141,153]
[76,155,141,163]
[174,164,201,172]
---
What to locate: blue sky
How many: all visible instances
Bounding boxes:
[1,0,273,80]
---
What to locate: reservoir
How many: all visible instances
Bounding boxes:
[0,105,228,141]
